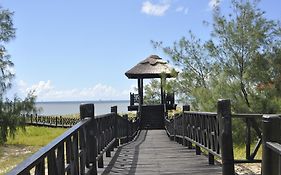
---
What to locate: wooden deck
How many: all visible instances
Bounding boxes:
[101,130,222,175]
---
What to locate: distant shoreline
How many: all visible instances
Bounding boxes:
[35,100,130,115]
[36,100,129,104]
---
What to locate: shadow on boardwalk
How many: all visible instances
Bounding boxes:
[102,130,222,175]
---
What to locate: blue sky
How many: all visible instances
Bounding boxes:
[1,0,280,101]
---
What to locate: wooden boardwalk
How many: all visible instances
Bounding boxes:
[101,130,222,175]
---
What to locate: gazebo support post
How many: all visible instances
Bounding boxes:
[160,77,166,105]
[138,78,144,118]
[138,78,144,105]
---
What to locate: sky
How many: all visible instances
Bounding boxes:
[1,0,281,101]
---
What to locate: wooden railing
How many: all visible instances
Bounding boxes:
[262,115,281,175]
[232,113,262,163]
[23,114,80,128]
[165,99,265,175]
[165,100,234,175]
[8,104,139,175]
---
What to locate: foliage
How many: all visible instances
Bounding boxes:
[144,79,161,104]
[143,78,177,105]
[206,0,281,113]
[0,6,37,144]
[152,0,281,114]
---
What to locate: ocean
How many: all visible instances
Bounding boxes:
[35,100,130,116]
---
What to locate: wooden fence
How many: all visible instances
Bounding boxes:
[23,114,80,128]
[262,115,281,175]
[8,104,139,175]
[165,99,265,175]
[7,99,281,174]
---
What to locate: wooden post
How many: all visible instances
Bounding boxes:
[124,114,129,143]
[195,145,201,155]
[138,79,144,105]
[111,106,119,148]
[80,103,97,175]
[138,78,143,128]
[160,77,165,105]
[245,118,251,160]
[182,105,190,147]
[262,115,281,175]
[30,114,33,124]
[208,152,215,165]
[217,99,234,175]
[173,117,176,141]
[106,121,112,158]
[130,93,134,106]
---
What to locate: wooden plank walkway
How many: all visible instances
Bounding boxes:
[101,130,222,175]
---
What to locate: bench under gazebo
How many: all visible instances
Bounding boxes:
[125,55,177,129]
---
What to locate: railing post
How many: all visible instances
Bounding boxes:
[55,116,58,127]
[182,105,190,147]
[262,115,281,175]
[35,114,37,124]
[124,114,129,143]
[195,145,201,155]
[106,115,112,157]
[98,119,104,168]
[173,117,176,141]
[111,106,119,148]
[217,99,234,175]
[130,93,134,106]
[80,103,97,175]
[245,118,251,160]
[30,114,33,124]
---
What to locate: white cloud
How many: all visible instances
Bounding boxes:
[208,0,221,9]
[176,6,188,15]
[17,80,136,101]
[28,80,53,96]
[141,1,170,16]
[176,6,184,12]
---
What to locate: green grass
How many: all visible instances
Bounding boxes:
[0,126,66,174]
[7,126,67,146]
[233,144,262,160]
[0,145,39,175]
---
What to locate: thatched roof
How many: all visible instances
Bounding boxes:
[125,55,177,79]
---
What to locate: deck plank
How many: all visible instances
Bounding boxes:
[102,130,222,175]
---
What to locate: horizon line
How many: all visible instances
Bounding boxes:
[36,99,130,103]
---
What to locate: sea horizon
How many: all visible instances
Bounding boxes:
[35,100,130,116]
[36,99,129,103]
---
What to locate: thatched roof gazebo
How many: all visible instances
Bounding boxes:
[125,55,177,129]
[125,55,176,79]
[125,55,177,106]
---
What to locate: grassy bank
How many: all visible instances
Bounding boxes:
[0,126,66,174]
[234,144,262,160]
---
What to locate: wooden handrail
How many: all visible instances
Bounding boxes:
[165,100,268,175]
[262,115,281,175]
[8,104,140,175]
[266,142,281,155]
[7,118,91,175]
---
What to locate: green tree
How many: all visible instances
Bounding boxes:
[206,0,281,112]
[0,6,36,144]
[153,0,281,113]
[152,32,215,110]
[143,78,177,105]
[144,79,161,104]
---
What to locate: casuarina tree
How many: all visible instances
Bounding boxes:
[0,5,36,144]
[153,0,281,113]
